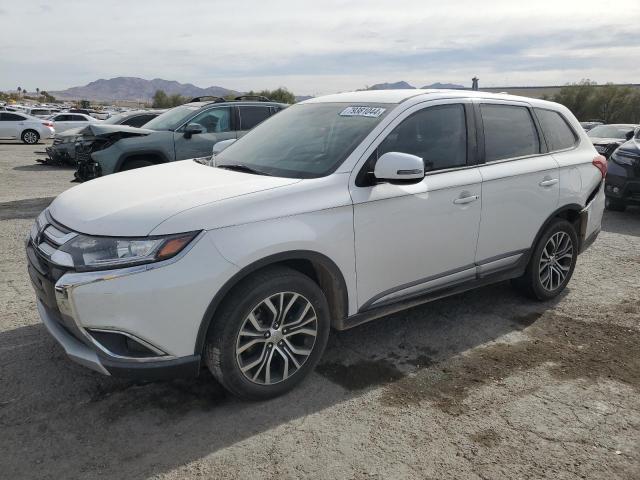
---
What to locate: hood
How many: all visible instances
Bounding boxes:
[590,137,624,145]
[614,138,640,155]
[49,161,300,236]
[79,123,155,137]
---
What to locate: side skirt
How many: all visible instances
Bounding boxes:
[334,256,529,331]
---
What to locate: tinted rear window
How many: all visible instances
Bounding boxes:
[535,109,577,151]
[239,106,273,130]
[481,104,540,162]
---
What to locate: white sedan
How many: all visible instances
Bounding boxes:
[0,111,55,144]
[49,112,99,134]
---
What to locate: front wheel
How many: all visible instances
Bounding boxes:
[21,130,40,144]
[512,219,578,301]
[204,266,331,400]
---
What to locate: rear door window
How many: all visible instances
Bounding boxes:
[238,106,272,130]
[481,104,540,162]
[534,109,578,151]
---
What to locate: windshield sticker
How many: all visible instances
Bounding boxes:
[339,106,386,118]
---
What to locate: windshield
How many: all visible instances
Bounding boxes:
[214,103,392,178]
[587,125,634,139]
[142,104,199,131]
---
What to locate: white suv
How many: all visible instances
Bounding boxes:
[27,90,605,399]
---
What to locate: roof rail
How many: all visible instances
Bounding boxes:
[189,96,227,103]
[234,95,272,102]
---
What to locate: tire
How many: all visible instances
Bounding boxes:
[605,197,626,212]
[21,130,39,145]
[512,219,578,301]
[204,266,331,400]
[121,158,155,171]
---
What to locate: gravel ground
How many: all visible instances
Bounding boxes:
[1,141,639,480]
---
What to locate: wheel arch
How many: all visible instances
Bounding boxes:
[529,203,583,255]
[194,250,349,355]
[115,150,170,172]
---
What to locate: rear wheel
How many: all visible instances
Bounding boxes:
[204,266,330,400]
[605,197,626,212]
[121,158,155,171]
[21,130,39,145]
[512,219,578,301]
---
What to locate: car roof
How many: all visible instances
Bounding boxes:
[184,100,288,109]
[301,88,566,108]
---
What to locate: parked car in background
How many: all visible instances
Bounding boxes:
[587,124,639,158]
[0,111,54,144]
[74,97,286,181]
[27,90,605,399]
[48,112,99,134]
[605,129,640,211]
[45,110,163,165]
[22,107,53,118]
[68,108,109,120]
[580,121,603,131]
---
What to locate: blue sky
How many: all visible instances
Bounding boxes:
[1,0,639,95]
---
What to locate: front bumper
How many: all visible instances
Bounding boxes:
[605,170,640,206]
[39,300,200,379]
[45,144,75,164]
[26,212,238,379]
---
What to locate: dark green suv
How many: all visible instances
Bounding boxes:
[74,96,287,181]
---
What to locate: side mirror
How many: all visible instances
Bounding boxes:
[374,152,425,182]
[183,123,204,139]
[212,138,236,156]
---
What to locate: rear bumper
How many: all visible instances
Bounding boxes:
[37,299,201,380]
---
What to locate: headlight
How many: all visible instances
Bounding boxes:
[58,231,200,271]
[62,135,80,144]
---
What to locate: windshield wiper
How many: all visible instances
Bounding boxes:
[216,164,270,176]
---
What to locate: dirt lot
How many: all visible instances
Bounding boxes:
[1,141,639,480]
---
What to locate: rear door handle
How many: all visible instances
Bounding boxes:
[453,194,480,205]
[539,178,558,187]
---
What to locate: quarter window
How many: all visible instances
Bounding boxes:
[534,109,577,151]
[481,104,540,162]
[188,107,231,133]
[377,104,467,172]
[239,106,272,130]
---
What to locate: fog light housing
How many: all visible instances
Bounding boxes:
[87,329,167,358]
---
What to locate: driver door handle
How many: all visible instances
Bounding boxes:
[539,178,559,187]
[453,194,480,205]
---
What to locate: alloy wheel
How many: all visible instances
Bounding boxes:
[235,292,318,385]
[23,132,38,144]
[538,231,574,291]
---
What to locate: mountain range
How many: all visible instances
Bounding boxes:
[367,81,465,90]
[49,77,466,102]
[51,77,239,101]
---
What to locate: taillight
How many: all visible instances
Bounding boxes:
[592,155,607,179]
[41,121,53,127]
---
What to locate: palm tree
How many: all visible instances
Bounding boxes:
[17,87,21,97]
[36,88,40,99]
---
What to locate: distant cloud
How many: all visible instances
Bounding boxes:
[1,0,639,94]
